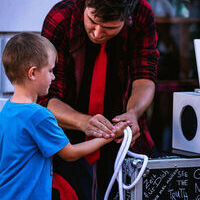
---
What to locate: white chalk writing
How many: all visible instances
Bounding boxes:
[195,183,200,193]
[168,188,188,200]
[167,169,179,184]
[194,169,200,180]
[176,179,188,186]
[177,170,188,178]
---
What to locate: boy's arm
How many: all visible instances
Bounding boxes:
[58,138,112,161]
[57,122,127,161]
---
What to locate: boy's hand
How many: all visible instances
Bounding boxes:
[113,122,128,139]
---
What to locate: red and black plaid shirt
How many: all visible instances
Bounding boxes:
[38,0,159,156]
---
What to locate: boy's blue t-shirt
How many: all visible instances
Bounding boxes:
[0,100,69,200]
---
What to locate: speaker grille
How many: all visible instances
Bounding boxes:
[181,105,197,141]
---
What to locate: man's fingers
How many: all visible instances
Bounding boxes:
[98,115,115,131]
[112,114,127,123]
[114,129,140,146]
[130,131,140,147]
[86,114,116,138]
[114,121,127,130]
[94,122,115,138]
[93,129,113,138]
[131,125,140,135]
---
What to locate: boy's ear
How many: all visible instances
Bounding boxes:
[27,66,37,80]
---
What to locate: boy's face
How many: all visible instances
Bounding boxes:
[35,50,56,96]
[84,7,124,44]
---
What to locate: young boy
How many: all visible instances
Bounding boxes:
[0,33,127,200]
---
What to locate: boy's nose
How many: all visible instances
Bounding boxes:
[52,73,55,80]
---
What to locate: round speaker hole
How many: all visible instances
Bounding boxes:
[181,105,197,141]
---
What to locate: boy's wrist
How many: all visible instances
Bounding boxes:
[99,137,113,144]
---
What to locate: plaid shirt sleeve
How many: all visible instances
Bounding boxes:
[129,0,159,83]
[37,2,72,107]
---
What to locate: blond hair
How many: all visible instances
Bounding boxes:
[2,32,57,83]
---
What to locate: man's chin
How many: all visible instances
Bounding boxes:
[89,37,106,44]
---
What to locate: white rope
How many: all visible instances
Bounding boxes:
[104,126,148,200]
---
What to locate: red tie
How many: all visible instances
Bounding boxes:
[85,43,107,165]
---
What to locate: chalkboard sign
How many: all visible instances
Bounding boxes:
[143,167,200,200]
[123,158,200,200]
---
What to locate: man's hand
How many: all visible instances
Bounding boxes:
[83,114,116,139]
[112,110,140,147]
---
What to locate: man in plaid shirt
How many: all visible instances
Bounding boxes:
[38,0,159,199]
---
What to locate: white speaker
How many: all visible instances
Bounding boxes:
[172,39,200,154]
[172,92,200,153]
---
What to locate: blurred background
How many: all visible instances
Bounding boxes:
[146,0,200,153]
